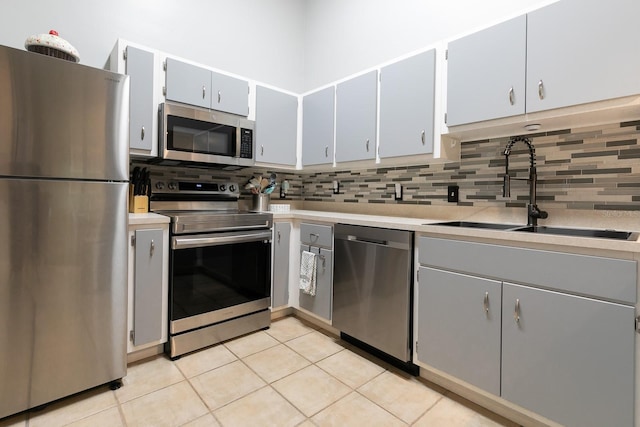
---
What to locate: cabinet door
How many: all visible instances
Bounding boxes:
[526,0,640,113]
[272,222,291,308]
[165,57,211,108]
[502,283,635,427]
[211,71,249,116]
[417,267,501,395]
[255,86,298,165]
[379,49,436,158]
[133,229,164,347]
[302,87,335,166]
[126,46,155,152]
[335,71,377,163]
[446,15,526,126]
[299,246,333,321]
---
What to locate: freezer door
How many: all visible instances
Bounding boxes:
[0,179,128,419]
[0,45,129,181]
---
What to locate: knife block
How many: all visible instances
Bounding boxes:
[129,185,148,213]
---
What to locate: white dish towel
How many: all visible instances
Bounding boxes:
[299,250,317,296]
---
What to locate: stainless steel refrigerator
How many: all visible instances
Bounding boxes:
[0,45,129,419]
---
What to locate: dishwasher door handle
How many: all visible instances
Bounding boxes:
[347,235,388,246]
[339,234,410,251]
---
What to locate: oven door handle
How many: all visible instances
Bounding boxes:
[172,230,272,250]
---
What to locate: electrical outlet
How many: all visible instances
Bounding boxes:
[448,185,459,203]
[395,183,403,201]
[332,180,340,194]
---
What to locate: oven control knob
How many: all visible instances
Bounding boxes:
[168,181,178,190]
[219,184,226,192]
[155,181,165,190]
[229,184,236,193]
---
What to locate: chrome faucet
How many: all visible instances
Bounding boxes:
[502,136,548,227]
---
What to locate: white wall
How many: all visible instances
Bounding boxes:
[1,0,557,93]
[302,0,557,91]
[0,0,306,91]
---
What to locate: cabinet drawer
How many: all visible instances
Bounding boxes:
[418,237,636,303]
[300,223,333,248]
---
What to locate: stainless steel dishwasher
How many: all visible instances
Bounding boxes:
[333,224,416,373]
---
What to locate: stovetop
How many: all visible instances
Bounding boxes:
[153,209,273,235]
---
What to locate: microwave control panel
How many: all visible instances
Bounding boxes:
[240,129,253,159]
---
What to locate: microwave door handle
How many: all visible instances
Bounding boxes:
[173,230,272,250]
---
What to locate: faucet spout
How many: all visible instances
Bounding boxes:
[503,136,548,226]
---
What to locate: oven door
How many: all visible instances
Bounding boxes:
[169,229,272,334]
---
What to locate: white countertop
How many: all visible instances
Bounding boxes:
[273,209,640,255]
[128,212,171,226]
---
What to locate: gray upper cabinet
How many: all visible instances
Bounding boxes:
[255,86,298,166]
[526,0,640,113]
[446,15,526,126]
[272,222,291,308]
[125,46,155,153]
[302,87,335,166]
[502,283,635,427]
[211,72,250,116]
[417,267,501,395]
[165,57,211,109]
[379,49,436,157]
[335,71,377,163]
[165,57,249,115]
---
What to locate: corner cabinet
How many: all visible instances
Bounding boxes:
[109,41,161,158]
[298,223,333,322]
[416,236,636,427]
[272,222,291,308]
[165,57,249,116]
[127,218,169,356]
[302,86,335,166]
[335,71,377,163]
[255,85,298,166]
[379,49,436,158]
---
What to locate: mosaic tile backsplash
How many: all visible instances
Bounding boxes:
[136,120,640,211]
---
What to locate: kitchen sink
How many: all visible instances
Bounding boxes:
[512,226,637,241]
[427,221,521,230]
[428,221,637,241]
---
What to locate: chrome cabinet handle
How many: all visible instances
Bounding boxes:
[150,240,155,256]
[483,292,489,316]
[514,298,521,324]
[421,130,425,145]
[508,87,515,105]
[261,145,264,156]
[366,139,370,152]
[218,91,221,103]
[141,126,145,140]
[538,80,544,100]
[325,146,329,157]
[277,231,281,244]
[202,86,206,99]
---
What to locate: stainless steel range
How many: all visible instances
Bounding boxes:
[150,178,273,359]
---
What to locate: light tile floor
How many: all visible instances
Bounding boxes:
[0,316,519,427]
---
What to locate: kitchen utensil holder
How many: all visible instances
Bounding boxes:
[129,185,148,213]
[252,193,270,212]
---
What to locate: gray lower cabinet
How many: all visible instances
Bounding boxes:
[255,85,298,166]
[379,49,436,158]
[302,86,335,166]
[335,70,377,163]
[299,245,333,321]
[417,236,636,427]
[127,224,169,354]
[417,267,501,395]
[502,283,635,427]
[299,222,333,322]
[272,222,291,308]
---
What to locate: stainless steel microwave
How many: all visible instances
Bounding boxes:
[159,101,255,168]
